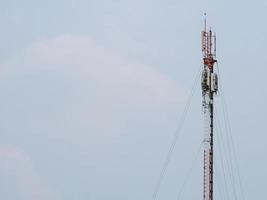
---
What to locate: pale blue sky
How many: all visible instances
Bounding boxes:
[0,0,266,200]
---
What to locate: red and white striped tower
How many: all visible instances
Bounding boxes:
[201,16,218,200]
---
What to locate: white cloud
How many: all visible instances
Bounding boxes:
[0,146,60,200]
[0,35,189,200]
[22,35,185,110]
[17,35,187,136]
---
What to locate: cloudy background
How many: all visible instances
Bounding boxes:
[0,0,266,200]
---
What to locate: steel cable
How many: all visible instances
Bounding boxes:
[151,65,202,200]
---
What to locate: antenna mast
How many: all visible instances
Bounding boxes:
[201,15,218,200]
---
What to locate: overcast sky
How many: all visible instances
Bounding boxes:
[0,0,266,200]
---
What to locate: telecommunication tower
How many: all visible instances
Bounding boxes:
[201,16,218,200]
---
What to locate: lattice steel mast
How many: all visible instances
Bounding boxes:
[201,16,218,200]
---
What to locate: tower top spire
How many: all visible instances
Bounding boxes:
[201,16,217,70]
[204,13,207,32]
